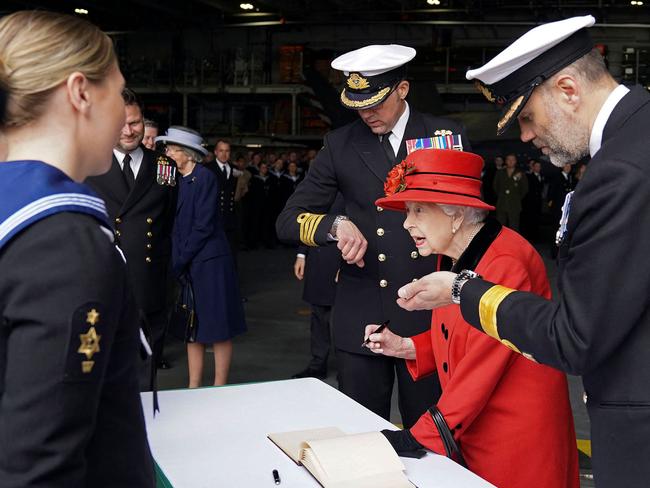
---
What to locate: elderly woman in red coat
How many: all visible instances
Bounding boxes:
[364,148,579,488]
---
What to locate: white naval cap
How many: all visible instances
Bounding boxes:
[331,44,416,110]
[466,15,596,135]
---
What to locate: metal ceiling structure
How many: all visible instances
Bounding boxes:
[2,0,649,31]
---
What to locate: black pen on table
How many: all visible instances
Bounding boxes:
[272,469,281,485]
[361,320,390,347]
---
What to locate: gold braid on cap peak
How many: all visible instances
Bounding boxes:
[297,212,326,246]
[497,95,524,133]
[340,86,391,109]
[474,80,496,103]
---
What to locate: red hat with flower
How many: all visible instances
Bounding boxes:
[375,148,495,211]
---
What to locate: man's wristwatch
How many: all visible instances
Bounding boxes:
[330,215,350,239]
[451,269,481,304]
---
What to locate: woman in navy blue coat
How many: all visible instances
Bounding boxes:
[157,127,246,387]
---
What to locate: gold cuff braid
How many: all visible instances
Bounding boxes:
[297,213,326,247]
[478,285,516,341]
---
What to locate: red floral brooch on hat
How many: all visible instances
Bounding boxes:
[384,160,415,196]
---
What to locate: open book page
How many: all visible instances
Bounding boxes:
[300,432,411,488]
[267,427,345,464]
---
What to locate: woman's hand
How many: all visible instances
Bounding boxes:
[363,324,416,360]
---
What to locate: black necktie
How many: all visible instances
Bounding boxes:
[381,132,396,167]
[122,153,135,190]
[221,164,227,179]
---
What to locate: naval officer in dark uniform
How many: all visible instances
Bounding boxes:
[276,45,470,427]
[86,88,177,382]
[397,16,650,487]
[292,195,346,379]
[207,139,239,259]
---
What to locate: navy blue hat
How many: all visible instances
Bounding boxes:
[466,15,596,135]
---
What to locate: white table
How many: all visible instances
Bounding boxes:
[142,378,494,487]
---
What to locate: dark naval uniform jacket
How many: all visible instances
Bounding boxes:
[460,86,650,488]
[0,162,154,487]
[299,195,345,307]
[277,110,470,353]
[207,161,237,233]
[86,147,177,316]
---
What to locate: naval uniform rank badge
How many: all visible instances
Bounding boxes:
[156,156,177,187]
[64,303,106,382]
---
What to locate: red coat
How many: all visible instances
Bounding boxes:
[407,223,579,488]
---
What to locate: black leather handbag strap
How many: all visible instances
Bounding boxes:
[429,406,468,468]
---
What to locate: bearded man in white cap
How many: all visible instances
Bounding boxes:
[276,44,471,427]
[396,16,650,486]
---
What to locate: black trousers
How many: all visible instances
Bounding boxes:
[336,349,441,429]
[308,304,331,371]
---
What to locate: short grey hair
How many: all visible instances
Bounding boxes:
[179,146,203,164]
[542,48,610,94]
[437,203,488,226]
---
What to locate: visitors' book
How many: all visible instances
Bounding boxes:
[267,427,413,488]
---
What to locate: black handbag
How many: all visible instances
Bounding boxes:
[169,278,198,343]
[429,406,468,468]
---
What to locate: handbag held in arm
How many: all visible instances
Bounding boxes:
[430,406,468,468]
[169,277,198,343]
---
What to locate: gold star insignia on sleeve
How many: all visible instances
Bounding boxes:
[86,308,100,326]
[78,327,101,373]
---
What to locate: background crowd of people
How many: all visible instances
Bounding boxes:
[481,152,588,252]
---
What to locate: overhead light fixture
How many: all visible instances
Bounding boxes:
[426,0,441,5]
[631,0,643,5]
[74,8,89,14]
[240,3,254,9]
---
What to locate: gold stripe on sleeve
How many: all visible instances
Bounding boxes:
[478,285,516,341]
[297,213,326,247]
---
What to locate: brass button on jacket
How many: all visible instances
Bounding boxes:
[410,251,419,259]
[115,230,121,237]
[115,217,122,224]
[376,206,384,212]
[378,253,386,262]
[146,217,153,224]
[146,244,152,250]
[379,279,388,288]
[145,257,152,263]
[376,228,385,236]
[146,231,153,238]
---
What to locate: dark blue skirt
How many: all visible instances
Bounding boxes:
[189,254,247,343]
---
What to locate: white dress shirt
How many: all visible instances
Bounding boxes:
[381,101,410,155]
[113,147,144,179]
[216,160,231,178]
[589,84,630,157]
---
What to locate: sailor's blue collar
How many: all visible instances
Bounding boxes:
[0,160,110,250]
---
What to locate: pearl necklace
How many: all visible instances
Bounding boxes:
[451,223,483,267]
